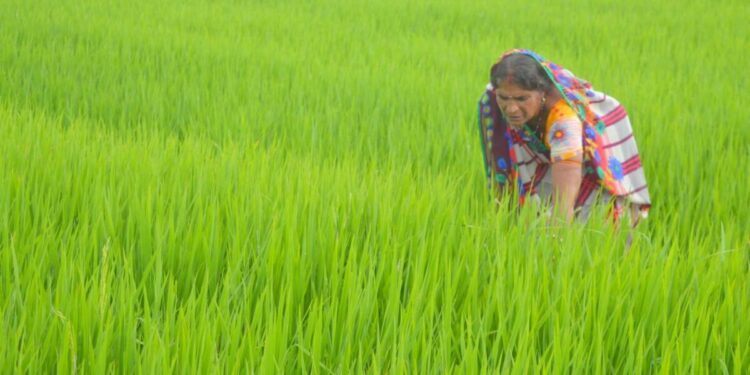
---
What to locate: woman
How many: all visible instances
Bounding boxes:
[477,49,651,224]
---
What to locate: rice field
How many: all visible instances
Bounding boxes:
[0,0,749,372]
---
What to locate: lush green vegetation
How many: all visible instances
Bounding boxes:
[1,0,748,372]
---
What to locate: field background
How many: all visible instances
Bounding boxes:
[1,0,749,372]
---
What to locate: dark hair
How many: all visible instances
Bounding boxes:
[491,54,553,92]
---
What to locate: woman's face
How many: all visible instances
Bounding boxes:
[494,81,545,128]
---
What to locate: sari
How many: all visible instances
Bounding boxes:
[477,49,651,222]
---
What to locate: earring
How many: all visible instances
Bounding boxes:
[541,95,547,106]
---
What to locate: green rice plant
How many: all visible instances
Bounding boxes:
[0,0,748,372]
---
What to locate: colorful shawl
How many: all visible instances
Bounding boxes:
[477,49,651,220]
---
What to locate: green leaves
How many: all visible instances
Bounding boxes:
[0,0,749,372]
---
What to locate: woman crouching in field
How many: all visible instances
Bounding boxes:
[478,49,651,226]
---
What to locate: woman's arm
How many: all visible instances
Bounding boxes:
[550,158,583,222]
[545,103,584,222]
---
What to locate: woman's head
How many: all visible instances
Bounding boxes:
[490,53,555,127]
[490,53,553,92]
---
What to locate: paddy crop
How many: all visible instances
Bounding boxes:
[0,0,748,372]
